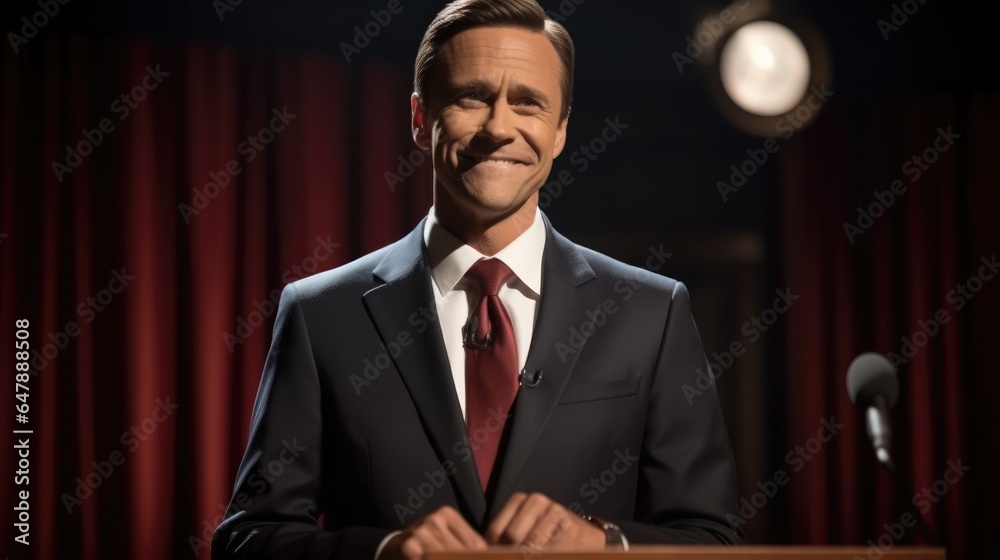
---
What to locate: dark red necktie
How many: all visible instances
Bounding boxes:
[463,259,519,492]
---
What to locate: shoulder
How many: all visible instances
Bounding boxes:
[577,245,681,291]
[297,248,386,291]
[282,219,427,304]
[281,242,399,307]
[548,224,689,304]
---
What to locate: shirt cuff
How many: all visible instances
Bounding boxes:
[374,530,402,560]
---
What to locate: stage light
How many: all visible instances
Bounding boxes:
[719,21,811,117]
[691,1,831,137]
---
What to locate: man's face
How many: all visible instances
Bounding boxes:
[412,26,568,224]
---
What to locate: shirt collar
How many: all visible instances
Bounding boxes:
[423,206,546,297]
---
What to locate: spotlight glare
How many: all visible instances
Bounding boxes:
[720,21,811,117]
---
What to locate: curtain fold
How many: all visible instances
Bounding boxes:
[781,93,991,559]
[2,32,988,559]
[0,34,420,559]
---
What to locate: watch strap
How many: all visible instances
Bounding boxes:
[581,515,626,549]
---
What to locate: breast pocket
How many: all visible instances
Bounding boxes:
[557,376,641,405]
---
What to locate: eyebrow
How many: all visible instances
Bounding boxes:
[448,79,552,107]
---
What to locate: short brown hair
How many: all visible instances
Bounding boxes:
[414,0,575,122]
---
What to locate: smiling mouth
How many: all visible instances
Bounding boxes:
[460,154,527,166]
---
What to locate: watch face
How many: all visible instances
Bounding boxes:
[584,515,624,547]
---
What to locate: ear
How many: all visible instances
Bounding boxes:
[552,109,570,158]
[411,94,432,151]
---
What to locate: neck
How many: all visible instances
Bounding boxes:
[434,197,538,256]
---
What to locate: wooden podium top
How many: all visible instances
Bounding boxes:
[427,545,945,560]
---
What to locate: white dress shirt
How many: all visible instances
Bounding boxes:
[374,208,545,559]
[422,206,546,418]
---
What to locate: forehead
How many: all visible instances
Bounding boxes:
[437,26,561,91]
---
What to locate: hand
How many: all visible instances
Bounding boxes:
[484,492,606,554]
[378,506,487,560]
[378,506,486,560]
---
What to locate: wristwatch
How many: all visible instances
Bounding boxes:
[581,515,627,549]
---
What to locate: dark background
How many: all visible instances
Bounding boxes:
[1,0,996,559]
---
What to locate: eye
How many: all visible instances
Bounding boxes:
[517,98,540,107]
[456,91,489,107]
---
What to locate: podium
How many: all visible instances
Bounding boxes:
[427,546,945,559]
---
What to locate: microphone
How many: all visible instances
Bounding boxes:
[463,316,490,350]
[846,352,899,472]
[846,352,941,546]
[519,369,543,387]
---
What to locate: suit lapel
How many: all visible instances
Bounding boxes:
[489,216,598,518]
[362,221,487,525]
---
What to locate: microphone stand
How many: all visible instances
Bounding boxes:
[879,446,941,547]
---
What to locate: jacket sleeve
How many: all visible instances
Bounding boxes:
[212,283,392,559]
[615,281,746,545]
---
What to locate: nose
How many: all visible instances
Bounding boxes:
[477,101,517,144]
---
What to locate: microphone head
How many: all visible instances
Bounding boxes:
[846,352,899,409]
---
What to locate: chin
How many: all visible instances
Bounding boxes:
[451,191,527,219]
[466,184,531,206]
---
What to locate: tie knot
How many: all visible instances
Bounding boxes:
[464,258,514,297]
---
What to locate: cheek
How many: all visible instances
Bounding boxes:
[520,114,557,138]
[523,124,559,157]
[434,116,474,151]
[439,110,478,134]
[430,126,457,164]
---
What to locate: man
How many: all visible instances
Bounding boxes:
[213,1,743,558]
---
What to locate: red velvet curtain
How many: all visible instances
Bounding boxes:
[3,31,994,560]
[781,93,999,560]
[1,35,429,560]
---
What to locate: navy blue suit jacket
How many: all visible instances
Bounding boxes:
[213,215,743,558]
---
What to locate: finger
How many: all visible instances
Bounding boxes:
[522,503,572,551]
[408,520,447,552]
[484,492,529,543]
[398,537,425,560]
[493,493,552,545]
[422,509,475,550]
[439,507,488,549]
